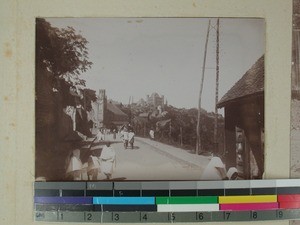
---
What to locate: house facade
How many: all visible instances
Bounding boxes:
[217,56,264,179]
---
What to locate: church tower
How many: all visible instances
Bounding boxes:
[97,89,107,127]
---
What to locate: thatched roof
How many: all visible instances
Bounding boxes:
[217,55,264,108]
[107,102,128,117]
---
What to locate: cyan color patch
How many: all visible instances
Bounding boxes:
[93,197,155,205]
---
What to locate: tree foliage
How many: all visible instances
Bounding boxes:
[36,18,92,78]
[82,88,97,111]
[127,104,225,153]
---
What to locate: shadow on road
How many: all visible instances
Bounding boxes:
[101,140,123,145]
[125,146,140,150]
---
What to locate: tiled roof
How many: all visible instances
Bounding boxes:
[107,102,128,116]
[217,55,264,108]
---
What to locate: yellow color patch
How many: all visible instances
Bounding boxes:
[219,195,277,204]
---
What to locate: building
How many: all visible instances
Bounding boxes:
[90,89,128,130]
[217,55,264,179]
[146,92,165,109]
[106,101,129,128]
[136,98,147,107]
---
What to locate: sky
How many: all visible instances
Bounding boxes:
[45,17,265,112]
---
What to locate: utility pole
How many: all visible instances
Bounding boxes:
[196,19,211,155]
[180,127,183,146]
[169,120,172,143]
[128,96,132,123]
[214,18,220,154]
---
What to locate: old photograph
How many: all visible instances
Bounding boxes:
[35,17,265,181]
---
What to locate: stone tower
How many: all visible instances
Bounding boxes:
[97,89,107,127]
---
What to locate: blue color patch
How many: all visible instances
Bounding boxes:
[93,197,155,205]
[34,197,93,204]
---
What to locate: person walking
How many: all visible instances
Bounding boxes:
[149,129,155,139]
[121,128,129,149]
[65,148,83,180]
[87,149,101,180]
[128,129,135,149]
[95,128,105,142]
[99,142,116,180]
[112,129,117,140]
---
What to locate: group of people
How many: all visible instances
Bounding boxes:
[120,127,135,149]
[65,142,116,180]
[95,128,106,142]
[65,125,133,181]
[200,156,238,180]
[65,124,239,181]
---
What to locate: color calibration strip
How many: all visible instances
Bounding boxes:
[34,179,300,222]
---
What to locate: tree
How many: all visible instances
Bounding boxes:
[36,18,92,83]
[35,18,93,180]
[82,88,97,111]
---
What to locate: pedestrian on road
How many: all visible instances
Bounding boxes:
[96,128,106,142]
[120,128,129,149]
[87,149,101,180]
[149,129,155,140]
[99,142,116,180]
[113,129,117,140]
[128,129,135,149]
[65,148,83,180]
[200,156,227,180]
[95,128,105,142]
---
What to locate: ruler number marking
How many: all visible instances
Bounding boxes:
[169,212,175,221]
[224,212,231,220]
[86,213,92,221]
[140,213,148,222]
[60,212,64,221]
[113,213,120,221]
[197,212,204,221]
[88,183,96,189]
[277,210,284,219]
[251,211,258,219]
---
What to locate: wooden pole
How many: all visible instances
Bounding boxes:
[214,18,220,154]
[196,19,211,154]
[180,127,183,146]
[169,120,172,142]
[128,96,132,123]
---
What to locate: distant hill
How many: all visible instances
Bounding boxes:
[123,103,225,154]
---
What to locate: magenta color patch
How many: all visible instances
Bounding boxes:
[220,202,279,211]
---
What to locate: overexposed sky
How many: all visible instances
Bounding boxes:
[45,17,265,112]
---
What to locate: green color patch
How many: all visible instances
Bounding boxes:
[156,196,218,204]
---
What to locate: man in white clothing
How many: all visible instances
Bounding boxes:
[200,156,227,180]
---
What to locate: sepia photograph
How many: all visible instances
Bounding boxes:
[35,17,265,181]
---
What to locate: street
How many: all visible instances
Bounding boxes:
[92,134,210,181]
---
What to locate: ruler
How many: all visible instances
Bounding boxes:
[34,179,300,223]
